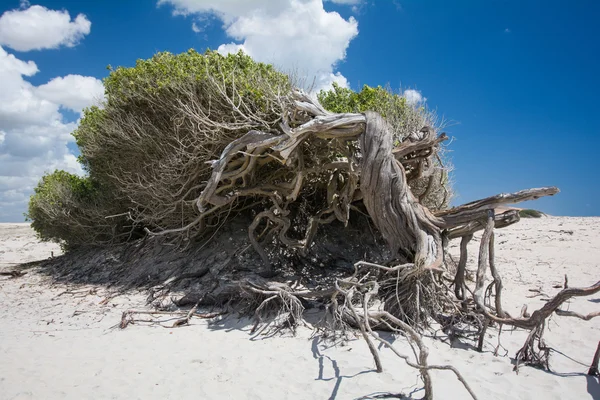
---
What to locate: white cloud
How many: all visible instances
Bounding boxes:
[403,89,425,105]
[0,46,100,221]
[327,0,362,13]
[0,5,91,51]
[36,75,104,113]
[216,42,245,55]
[329,0,361,4]
[159,0,358,92]
[158,0,289,21]
[0,47,59,130]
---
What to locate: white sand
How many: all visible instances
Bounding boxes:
[1,218,599,400]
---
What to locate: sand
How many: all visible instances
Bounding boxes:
[1,217,599,400]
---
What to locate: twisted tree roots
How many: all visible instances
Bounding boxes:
[122,91,597,399]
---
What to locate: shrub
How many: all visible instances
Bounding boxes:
[519,209,543,218]
[27,50,293,244]
[26,171,127,247]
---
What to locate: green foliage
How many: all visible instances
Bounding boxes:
[31,49,293,245]
[318,83,407,115]
[28,171,96,211]
[74,49,290,179]
[519,209,543,218]
[318,83,419,145]
[102,48,289,109]
[73,105,105,170]
[26,171,111,247]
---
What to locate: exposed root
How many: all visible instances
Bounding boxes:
[119,309,227,329]
[44,85,592,397]
[514,323,550,372]
[555,309,600,321]
[329,263,478,400]
[355,393,407,400]
[244,280,306,335]
[108,214,599,398]
[588,341,600,376]
[0,270,28,278]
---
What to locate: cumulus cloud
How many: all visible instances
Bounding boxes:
[0,4,91,51]
[158,0,289,21]
[403,89,426,105]
[0,47,59,130]
[36,75,104,113]
[0,46,101,221]
[159,0,358,92]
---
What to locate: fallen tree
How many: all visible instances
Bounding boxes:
[29,50,598,399]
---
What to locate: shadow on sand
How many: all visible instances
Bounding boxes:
[587,375,600,399]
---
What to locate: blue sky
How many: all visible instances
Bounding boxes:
[0,0,598,221]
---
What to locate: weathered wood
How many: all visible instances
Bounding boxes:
[447,210,519,240]
[488,231,504,317]
[477,322,488,352]
[474,210,495,309]
[454,234,473,300]
[554,309,600,321]
[487,281,600,330]
[392,127,448,159]
[359,112,443,266]
[438,187,559,228]
[588,341,600,376]
[274,113,365,160]
[196,130,280,211]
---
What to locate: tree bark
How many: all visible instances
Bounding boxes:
[359,112,442,267]
[589,341,600,376]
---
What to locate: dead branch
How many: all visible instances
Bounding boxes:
[120,309,227,329]
[0,270,27,278]
[555,309,600,321]
[588,342,600,376]
[438,187,559,228]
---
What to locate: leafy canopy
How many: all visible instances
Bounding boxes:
[29,49,293,246]
[318,83,407,114]
[26,171,100,246]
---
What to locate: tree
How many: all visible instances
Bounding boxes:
[28,49,599,400]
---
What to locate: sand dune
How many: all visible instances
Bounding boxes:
[1,218,599,399]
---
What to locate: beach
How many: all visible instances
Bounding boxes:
[1,217,599,400]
